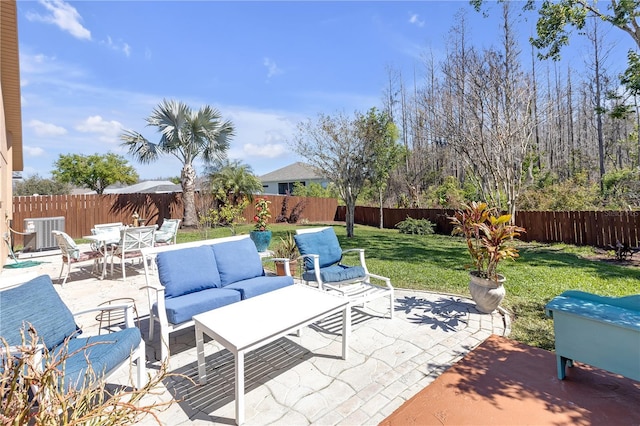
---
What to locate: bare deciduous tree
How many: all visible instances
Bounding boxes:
[291,112,369,237]
[441,2,534,219]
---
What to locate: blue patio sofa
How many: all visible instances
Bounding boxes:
[0,274,146,391]
[141,235,294,360]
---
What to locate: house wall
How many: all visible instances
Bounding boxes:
[262,178,327,195]
[1,0,23,269]
[0,85,9,266]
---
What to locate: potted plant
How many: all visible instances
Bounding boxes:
[272,232,299,276]
[450,201,525,313]
[249,198,272,252]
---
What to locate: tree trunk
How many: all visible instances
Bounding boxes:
[379,188,384,229]
[346,198,356,238]
[181,163,198,227]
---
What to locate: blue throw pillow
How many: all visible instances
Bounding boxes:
[157,246,221,298]
[211,238,264,286]
[294,228,342,270]
[0,275,77,350]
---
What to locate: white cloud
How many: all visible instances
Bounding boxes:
[409,13,425,27]
[263,57,283,79]
[26,0,91,40]
[242,142,286,159]
[102,36,131,57]
[20,53,54,74]
[20,51,87,82]
[75,115,123,143]
[23,146,46,157]
[28,119,67,137]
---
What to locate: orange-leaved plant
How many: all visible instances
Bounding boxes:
[450,201,526,281]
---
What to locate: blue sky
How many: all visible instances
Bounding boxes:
[16,0,633,181]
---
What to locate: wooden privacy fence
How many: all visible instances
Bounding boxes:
[337,206,640,249]
[516,210,640,249]
[13,193,640,250]
[11,193,338,246]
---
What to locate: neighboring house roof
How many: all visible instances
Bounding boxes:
[104,180,182,194]
[259,162,324,182]
[73,180,182,195]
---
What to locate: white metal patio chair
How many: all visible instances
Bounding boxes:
[154,218,181,245]
[294,226,394,318]
[52,230,103,285]
[90,222,123,251]
[110,225,156,281]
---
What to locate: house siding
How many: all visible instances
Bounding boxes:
[1,0,23,269]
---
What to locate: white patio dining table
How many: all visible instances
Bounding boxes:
[83,231,120,279]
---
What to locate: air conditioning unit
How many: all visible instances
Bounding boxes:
[23,217,65,251]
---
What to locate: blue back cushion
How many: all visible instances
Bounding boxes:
[157,246,221,298]
[294,228,342,270]
[211,238,264,286]
[0,275,77,350]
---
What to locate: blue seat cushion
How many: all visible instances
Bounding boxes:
[156,288,241,324]
[302,264,366,284]
[157,246,221,298]
[211,238,264,286]
[0,275,77,350]
[294,228,343,271]
[57,327,141,391]
[225,276,294,300]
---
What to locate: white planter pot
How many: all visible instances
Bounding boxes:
[469,271,506,314]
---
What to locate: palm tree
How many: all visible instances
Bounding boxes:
[120,99,235,227]
[206,159,263,206]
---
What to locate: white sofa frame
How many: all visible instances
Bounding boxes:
[141,235,281,361]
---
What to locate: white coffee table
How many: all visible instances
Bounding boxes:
[194,284,350,425]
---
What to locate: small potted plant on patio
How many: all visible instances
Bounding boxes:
[249,198,272,252]
[450,201,525,313]
[272,232,299,276]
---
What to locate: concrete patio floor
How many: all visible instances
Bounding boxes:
[1,246,507,425]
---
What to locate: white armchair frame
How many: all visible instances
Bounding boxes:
[295,227,394,318]
[52,230,103,285]
[0,281,146,390]
[154,218,181,245]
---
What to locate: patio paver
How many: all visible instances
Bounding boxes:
[1,246,507,425]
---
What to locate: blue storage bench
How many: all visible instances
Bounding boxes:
[545,290,640,381]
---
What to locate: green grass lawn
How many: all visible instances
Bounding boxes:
[175,223,640,351]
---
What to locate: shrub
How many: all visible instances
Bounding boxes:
[395,216,435,235]
[276,194,307,223]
